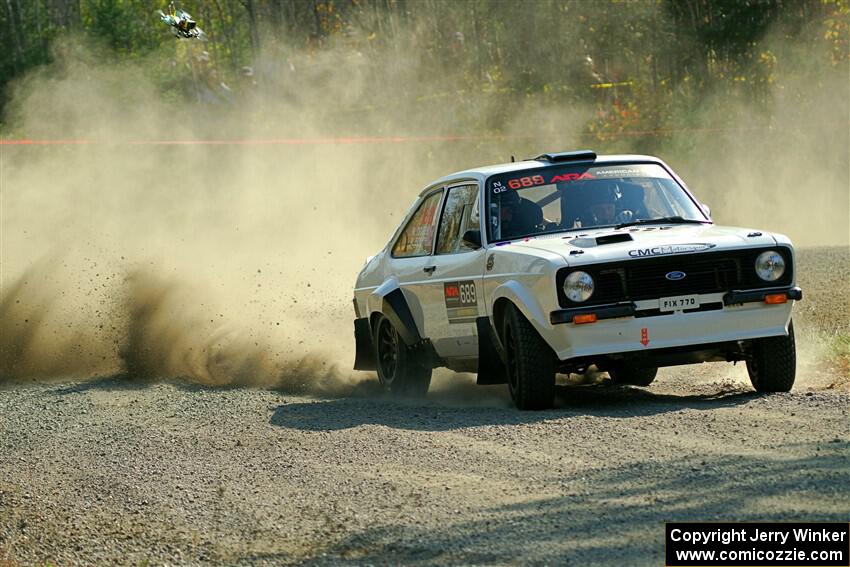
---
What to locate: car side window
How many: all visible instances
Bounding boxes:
[392,191,443,257]
[436,184,480,255]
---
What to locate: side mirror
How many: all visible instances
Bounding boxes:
[701,203,711,217]
[461,229,482,249]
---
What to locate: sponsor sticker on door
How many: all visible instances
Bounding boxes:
[444,281,478,324]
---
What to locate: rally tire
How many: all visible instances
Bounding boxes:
[374,315,432,397]
[501,304,556,410]
[608,364,658,387]
[746,320,796,393]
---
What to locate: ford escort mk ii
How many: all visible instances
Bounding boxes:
[352,151,801,409]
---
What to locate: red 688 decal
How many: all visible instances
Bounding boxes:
[507,175,545,189]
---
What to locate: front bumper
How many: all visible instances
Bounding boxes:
[723,286,802,305]
[544,287,799,361]
[550,286,802,325]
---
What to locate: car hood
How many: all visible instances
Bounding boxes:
[503,224,779,265]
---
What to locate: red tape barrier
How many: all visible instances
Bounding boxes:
[1,135,490,145]
[0,127,780,146]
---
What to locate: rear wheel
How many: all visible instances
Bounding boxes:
[374,316,432,397]
[747,320,796,392]
[501,305,556,410]
[608,364,658,387]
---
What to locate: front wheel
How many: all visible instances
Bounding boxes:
[374,316,432,397]
[501,305,556,410]
[747,320,796,392]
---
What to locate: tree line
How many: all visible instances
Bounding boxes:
[1,0,847,139]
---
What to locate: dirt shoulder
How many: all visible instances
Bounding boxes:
[1,376,848,566]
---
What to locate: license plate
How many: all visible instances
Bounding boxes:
[659,294,700,312]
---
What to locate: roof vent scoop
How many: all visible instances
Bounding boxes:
[595,233,633,245]
[569,232,633,248]
[533,150,597,163]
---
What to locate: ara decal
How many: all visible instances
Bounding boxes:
[549,172,595,183]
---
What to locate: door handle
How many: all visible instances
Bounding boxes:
[423,266,436,274]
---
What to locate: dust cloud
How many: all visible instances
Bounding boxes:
[663,33,850,248]
[0,34,588,391]
[0,16,846,394]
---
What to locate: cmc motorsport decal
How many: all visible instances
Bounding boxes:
[628,243,716,258]
[444,281,478,324]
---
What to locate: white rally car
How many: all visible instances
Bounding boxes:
[353,151,801,409]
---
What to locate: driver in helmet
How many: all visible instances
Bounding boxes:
[496,190,543,239]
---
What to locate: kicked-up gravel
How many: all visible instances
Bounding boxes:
[0,247,848,566]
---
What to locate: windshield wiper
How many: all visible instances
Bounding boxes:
[615,216,710,230]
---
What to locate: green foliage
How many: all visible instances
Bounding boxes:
[0,0,846,139]
[80,0,164,55]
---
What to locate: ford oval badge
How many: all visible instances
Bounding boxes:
[666,271,686,281]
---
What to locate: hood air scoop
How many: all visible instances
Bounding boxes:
[569,232,634,248]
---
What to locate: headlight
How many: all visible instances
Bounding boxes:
[755,250,786,281]
[564,271,594,302]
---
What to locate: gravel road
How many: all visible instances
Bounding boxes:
[1,247,848,566]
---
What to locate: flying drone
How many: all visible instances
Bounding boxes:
[158,3,206,39]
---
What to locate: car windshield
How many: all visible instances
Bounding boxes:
[486,162,709,242]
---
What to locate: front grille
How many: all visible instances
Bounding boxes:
[623,256,739,300]
[556,247,793,308]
